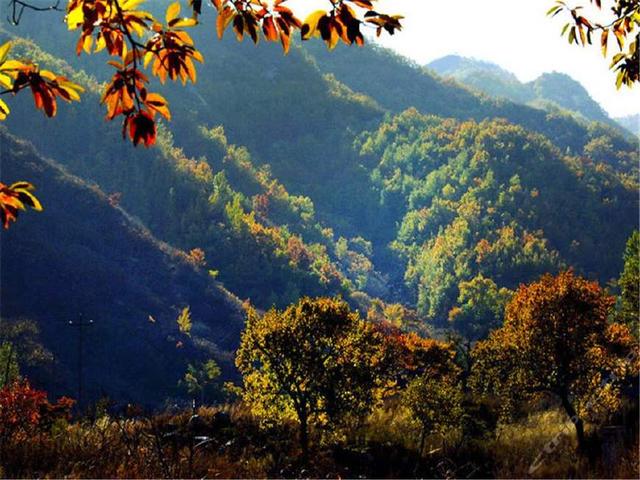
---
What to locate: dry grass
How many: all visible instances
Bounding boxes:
[0,404,637,478]
[485,409,639,479]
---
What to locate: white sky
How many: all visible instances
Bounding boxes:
[290,0,640,118]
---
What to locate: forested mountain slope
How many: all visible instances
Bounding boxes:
[615,113,639,136]
[0,6,637,346]
[4,13,386,236]
[0,130,245,404]
[356,109,638,325]
[0,33,383,308]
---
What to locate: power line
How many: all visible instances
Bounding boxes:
[66,317,94,409]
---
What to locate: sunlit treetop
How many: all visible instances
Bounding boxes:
[471,270,638,448]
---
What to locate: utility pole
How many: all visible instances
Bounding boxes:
[67,317,94,410]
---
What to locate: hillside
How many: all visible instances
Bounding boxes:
[427,55,529,104]
[428,55,517,80]
[356,109,638,325]
[304,43,640,161]
[0,32,385,309]
[0,130,246,405]
[0,8,637,336]
[427,55,613,126]
[529,72,611,123]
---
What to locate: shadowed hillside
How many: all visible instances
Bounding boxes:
[0,131,245,405]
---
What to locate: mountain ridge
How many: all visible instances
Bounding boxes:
[426,54,614,127]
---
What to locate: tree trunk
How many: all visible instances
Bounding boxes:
[3,344,14,387]
[418,426,427,457]
[561,395,585,451]
[299,409,309,463]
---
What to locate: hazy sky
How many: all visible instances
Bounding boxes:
[291,0,639,118]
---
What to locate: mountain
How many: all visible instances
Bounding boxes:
[0,33,380,309]
[0,6,637,405]
[427,55,522,95]
[615,114,639,136]
[427,55,516,79]
[356,109,637,324]
[427,55,613,126]
[302,43,640,168]
[0,130,245,405]
[528,72,610,122]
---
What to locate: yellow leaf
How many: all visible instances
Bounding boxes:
[185,57,196,83]
[177,306,192,335]
[0,59,26,72]
[82,35,93,54]
[0,98,9,120]
[39,70,57,81]
[601,29,608,57]
[0,42,11,65]
[328,25,340,50]
[174,30,194,45]
[129,19,147,37]
[192,49,204,63]
[0,73,13,90]
[16,189,42,211]
[169,17,198,28]
[59,81,84,101]
[302,10,326,40]
[143,51,154,69]
[216,7,235,39]
[120,0,146,10]
[66,6,84,30]
[95,35,106,53]
[166,2,181,24]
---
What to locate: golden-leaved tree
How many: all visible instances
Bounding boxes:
[236,296,386,458]
[471,270,638,450]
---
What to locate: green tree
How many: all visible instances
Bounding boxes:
[0,343,19,388]
[448,274,513,342]
[471,271,637,450]
[0,319,52,387]
[236,296,384,458]
[402,374,463,456]
[447,275,513,378]
[180,359,222,405]
[618,230,639,336]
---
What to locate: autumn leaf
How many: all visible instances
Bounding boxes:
[301,10,327,40]
[177,306,192,336]
[127,110,157,147]
[0,98,10,120]
[0,181,43,229]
